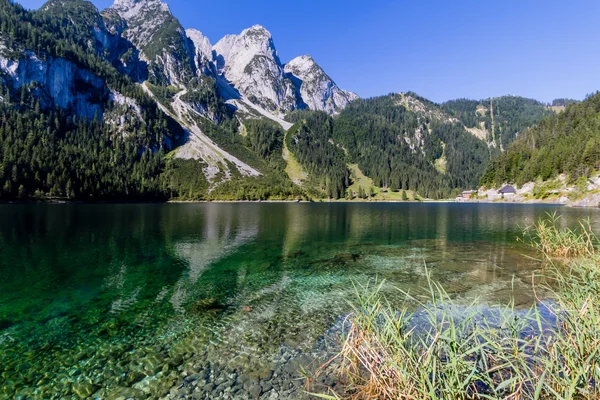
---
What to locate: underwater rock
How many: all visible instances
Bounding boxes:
[105,386,147,400]
[311,252,362,267]
[72,380,100,398]
[332,253,361,263]
[0,319,13,330]
[189,298,225,314]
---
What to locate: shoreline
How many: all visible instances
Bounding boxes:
[2,197,599,208]
[0,199,586,206]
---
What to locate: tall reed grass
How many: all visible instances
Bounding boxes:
[312,216,600,400]
[519,212,597,258]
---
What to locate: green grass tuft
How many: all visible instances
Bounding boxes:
[312,217,600,399]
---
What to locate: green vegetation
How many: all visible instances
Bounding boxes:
[208,175,304,201]
[0,94,170,200]
[243,119,285,168]
[552,98,580,107]
[181,76,232,123]
[161,159,209,200]
[334,94,489,199]
[146,83,180,111]
[316,217,600,399]
[442,96,553,150]
[0,0,583,202]
[520,213,596,258]
[481,92,600,188]
[286,110,349,199]
[532,179,562,199]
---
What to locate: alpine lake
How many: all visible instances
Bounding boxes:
[1,203,599,399]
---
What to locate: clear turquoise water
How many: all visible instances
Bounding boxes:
[0,203,598,399]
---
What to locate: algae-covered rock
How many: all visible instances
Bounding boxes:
[105,386,147,400]
[72,380,100,398]
[0,319,13,330]
[189,298,225,315]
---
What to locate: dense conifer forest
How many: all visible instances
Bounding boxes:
[1,0,586,202]
[442,96,553,150]
[481,92,600,188]
[333,95,490,198]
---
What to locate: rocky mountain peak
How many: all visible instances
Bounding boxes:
[186,29,214,75]
[241,25,271,38]
[213,25,296,112]
[284,55,358,114]
[111,0,171,19]
[214,25,277,67]
[285,55,321,75]
[108,0,193,85]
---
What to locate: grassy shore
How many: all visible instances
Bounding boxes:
[313,215,600,399]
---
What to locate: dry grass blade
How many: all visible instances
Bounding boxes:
[310,216,600,399]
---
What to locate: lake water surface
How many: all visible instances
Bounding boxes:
[1,203,599,399]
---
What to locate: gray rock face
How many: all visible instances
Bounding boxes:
[212,26,357,115]
[284,55,358,115]
[213,25,298,112]
[187,29,214,76]
[37,0,147,82]
[110,0,195,85]
[0,51,107,119]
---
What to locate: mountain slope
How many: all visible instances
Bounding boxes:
[481,92,600,188]
[213,25,297,113]
[108,0,195,85]
[442,96,553,151]
[333,93,491,198]
[284,55,358,114]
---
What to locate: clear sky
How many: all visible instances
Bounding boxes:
[18,0,600,103]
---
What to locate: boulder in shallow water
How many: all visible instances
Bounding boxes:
[72,380,100,399]
[189,298,225,314]
[0,319,12,330]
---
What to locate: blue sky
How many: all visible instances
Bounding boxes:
[18,0,600,103]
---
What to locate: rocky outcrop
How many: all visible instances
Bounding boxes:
[110,0,195,85]
[284,55,357,115]
[213,25,298,112]
[38,0,148,82]
[186,29,214,76]
[0,50,107,119]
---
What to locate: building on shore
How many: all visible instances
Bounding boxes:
[461,190,476,199]
[498,185,517,198]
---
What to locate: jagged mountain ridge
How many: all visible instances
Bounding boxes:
[1,0,563,203]
[105,0,357,115]
[213,25,298,113]
[0,0,357,187]
[284,55,358,114]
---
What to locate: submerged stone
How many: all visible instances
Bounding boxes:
[189,298,225,314]
[72,380,100,398]
[105,386,147,400]
[0,319,13,330]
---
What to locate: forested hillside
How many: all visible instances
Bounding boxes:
[0,0,575,202]
[285,110,349,199]
[481,92,600,188]
[442,96,553,150]
[332,94,490,198]
[0,0,185,200]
